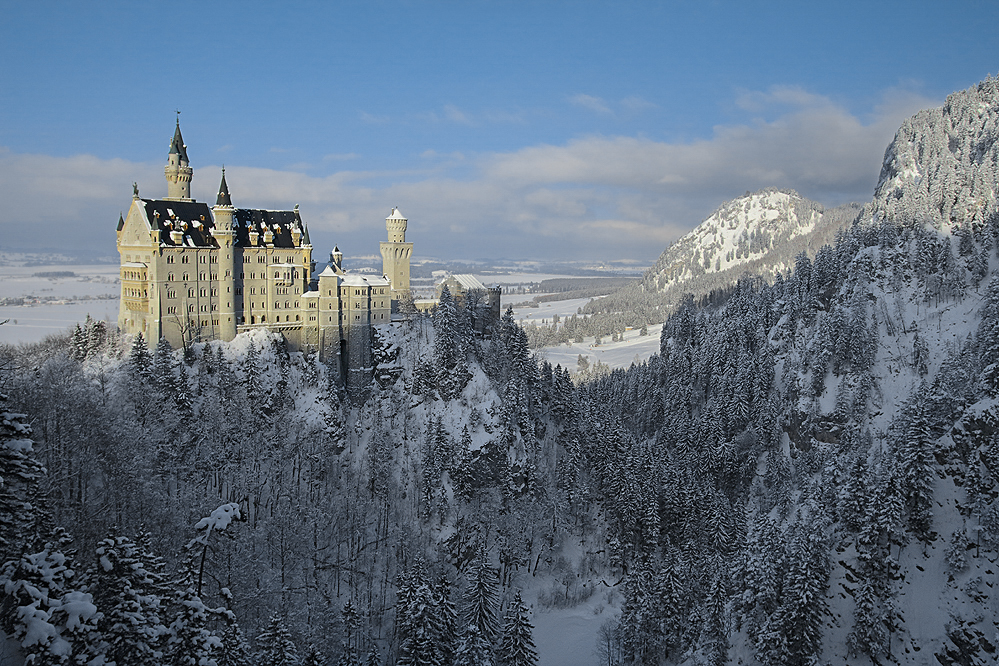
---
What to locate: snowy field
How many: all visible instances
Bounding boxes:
[0,264,119,345]
[536,324,663,372]
[503,294,663,372]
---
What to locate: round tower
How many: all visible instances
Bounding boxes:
[380,207,413,305]
[213,169,237,341]
[385,206,407,243]
[164,117,194,201]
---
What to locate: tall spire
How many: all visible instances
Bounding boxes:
[216,167,232,207]
[164,113,194,201]
[168,113,189,163]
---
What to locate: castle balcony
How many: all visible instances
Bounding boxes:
[121,261,150,312]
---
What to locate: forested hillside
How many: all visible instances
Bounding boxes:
[519,190,860,349]
[3,77,999,666]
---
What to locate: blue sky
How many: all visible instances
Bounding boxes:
[1,1,997,263]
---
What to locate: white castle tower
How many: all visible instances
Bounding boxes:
[164,116,193,201]
[379,207,412,305]
[213,168,237,341]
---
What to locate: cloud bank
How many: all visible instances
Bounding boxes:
[0,87,935,263]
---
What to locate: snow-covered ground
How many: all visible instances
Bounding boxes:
[503,294,664,372]
[0,302,118,345]
[537,325,663,373]
[530,588,620,666]
[0,264,119,345]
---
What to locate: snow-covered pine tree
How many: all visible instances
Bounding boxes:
[0,393,46,563]
[255,613,300,666]
[453,624,494,666]
[92,533,169,665]
[217,617,253,666]
[433,285,470,401]
[461,551,500,647]
[130,331,154,383]
[497,591,537,666]
[899,397,936,542]
[1,531,101,666]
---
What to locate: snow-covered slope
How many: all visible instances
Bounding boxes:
[870,77,999,233]
[582,189,859,325]
[644,188,859,294]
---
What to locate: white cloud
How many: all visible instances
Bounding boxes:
[0,86,939,262]
[570,94,613,115]
[323,152,361,161]
[620,96,658,113]
[443,104,474,125]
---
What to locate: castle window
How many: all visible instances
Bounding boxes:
[166,306,176,314]
[188,304,195,313]
[260,287,266,294]
[200,273,206,281]
[258,256,266,263]
[236,288,242,295]
[182,273,189,281]
[210,273,217,281]
[275,302,280,309]
[211,288,218,296]
[250,287,256,295]
[200,288,207,297]
[166,255,175,264]
[243,256,250,263]
[200,255,207,264]
[188,288,195,298]
[211,304,217,311]
[182,256,189,264]
[296,315,300,321]
[167,290,176,299]
[201,305,208,312]
[210,255,217,263]
[285,301,290,308]
[167,273,174,281]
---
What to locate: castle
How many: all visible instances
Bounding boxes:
[116,118,418,377]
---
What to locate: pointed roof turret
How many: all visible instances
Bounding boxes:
[216,167,232,207]
[168,116,189,163]
[117,212,125,231]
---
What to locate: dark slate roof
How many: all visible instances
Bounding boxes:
[216,169,232,207]
[142,199,217,247]
[168,120,189,163]
[117,212,125,231]
[234,209,304,248]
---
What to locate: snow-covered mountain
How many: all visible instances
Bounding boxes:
[581,189,858,327]
[870,76,999,233]
[642,188,859,296]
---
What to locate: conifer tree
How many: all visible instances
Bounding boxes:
[900,400,936,541]
[255,613,300,666]
[498,592,537,666]
[462,552,500,647]
[453,624,494,666]
[218,618,253,666]
[130,332,154,382]
[92,534,168,665]
[433,286,470,401]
